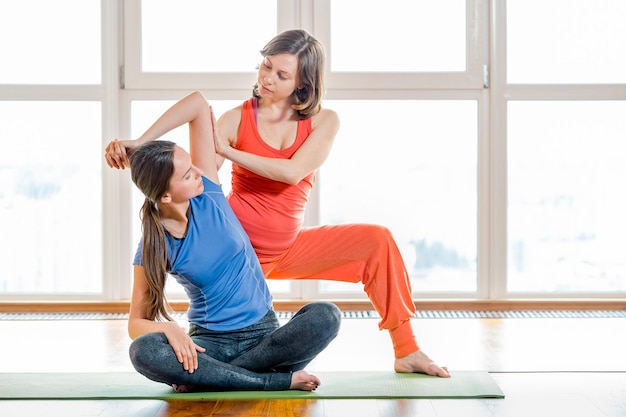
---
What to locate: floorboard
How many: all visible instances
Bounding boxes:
[0,313,624,416]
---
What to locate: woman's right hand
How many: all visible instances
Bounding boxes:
[104,139,137,169]
[162,321,206,374]
[210,106,232,158]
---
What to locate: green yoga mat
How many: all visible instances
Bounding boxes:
[0,371,503,400]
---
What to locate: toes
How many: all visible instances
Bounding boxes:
[430,364,451,378]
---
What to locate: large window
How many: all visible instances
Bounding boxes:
[502,0,626,296]
[0,0,101,84]
[0,102,102,294]
[140,0,276,73]
[507,101,626,293]
[507,0,626,84]
[1,0,624,302]
[329,1,467,72]
[0,0,104,298]
[319,100,478,296]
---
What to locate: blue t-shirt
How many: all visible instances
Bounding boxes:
[133,176,272,331]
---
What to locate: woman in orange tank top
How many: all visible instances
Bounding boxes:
[214,29,449,378]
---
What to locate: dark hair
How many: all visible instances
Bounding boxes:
[128,140,176,322]
[253,29,326,119]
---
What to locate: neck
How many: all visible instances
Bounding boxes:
[158,202,190,239]
[257,98,298,122]
[158,200,190,222]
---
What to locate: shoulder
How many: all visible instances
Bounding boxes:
[191,177,227,216]
[218,104,245,140]
[311,107,340,131]
[201,175,220,189]
[220,103,244,125]
[312,107,339,126]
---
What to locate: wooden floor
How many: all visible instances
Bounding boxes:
[1,312,625,416]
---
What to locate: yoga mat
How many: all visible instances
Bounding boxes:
[0,371,503,399]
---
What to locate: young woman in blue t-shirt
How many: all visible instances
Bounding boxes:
[105,91,340,392]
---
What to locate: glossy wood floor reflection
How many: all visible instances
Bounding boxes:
[1,313,625,417]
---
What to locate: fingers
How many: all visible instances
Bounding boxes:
[209,105,217,127]
[104,139,129,169]
[173,339,206,374]
[165,324,202,374]
[209,106,219,151]
[174,343,196,374]
[209,106,224,155]
[190,343,205,372]
[104,140,117,169]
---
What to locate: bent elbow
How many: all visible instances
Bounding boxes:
[127,319,142,340]
[127,324,137,340]
[280,172,309,186]
[283,176,303,186]
[278,166,312,185]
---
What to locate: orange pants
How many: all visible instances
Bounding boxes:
[258,224,419,358]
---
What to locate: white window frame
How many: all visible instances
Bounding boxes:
[0,0,124,302]
[307,0,490,300]
[488,0,626,300]
[314,0,487,91]
[120,0,490,302]
[122,0,300,91]
[3,0,624,302]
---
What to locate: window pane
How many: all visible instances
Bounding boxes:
[130,100,290,296]
[320,100,478,294]
[141,0,277,73]
[508,101,626,292]
[0,102,102,293]
[0,0,101,84]
[507,0,626,84]
[330,0,466,72]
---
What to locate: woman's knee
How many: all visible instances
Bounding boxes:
[365,224,394,243]
[306,301,341,335]
[129,332,169,370]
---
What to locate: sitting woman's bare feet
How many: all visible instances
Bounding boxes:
[290,370,321,391]
[172,383,196,393]
[394,350,451,377]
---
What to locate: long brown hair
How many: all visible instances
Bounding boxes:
[253,29,326,119]
[128,140,176,322]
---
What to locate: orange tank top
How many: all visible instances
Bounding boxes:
[227,98,315,259]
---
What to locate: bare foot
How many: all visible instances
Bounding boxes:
[289,370,321,391]
[394,350,451,377]
[172,383,196,393]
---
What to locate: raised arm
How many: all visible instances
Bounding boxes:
[215,108,340,185]
[105,91,219,183]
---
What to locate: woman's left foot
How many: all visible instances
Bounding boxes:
[394,350,451,377]
[172,383,197,393]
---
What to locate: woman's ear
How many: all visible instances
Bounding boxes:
[160,193,172,204]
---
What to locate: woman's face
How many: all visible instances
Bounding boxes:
[165,146,204,203]
[257,53,299,100]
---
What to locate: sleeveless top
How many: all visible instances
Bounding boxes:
[227,98,315,259]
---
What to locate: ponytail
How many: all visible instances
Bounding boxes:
[139,198,173,322]
[128,140,177,322]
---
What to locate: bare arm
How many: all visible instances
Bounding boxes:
[128,265,205,373]
[105,91,220,183]
[215,108,340,185]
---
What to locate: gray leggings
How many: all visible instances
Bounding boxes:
[129,301,341,391]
